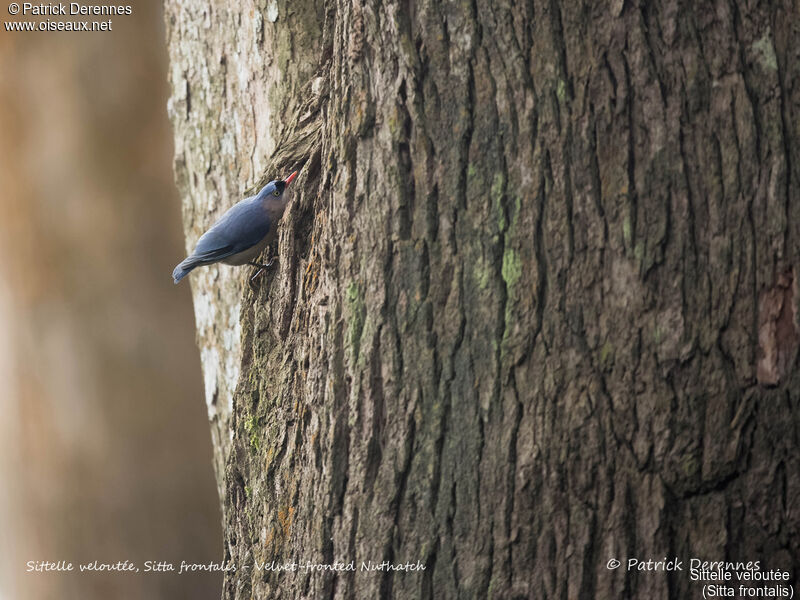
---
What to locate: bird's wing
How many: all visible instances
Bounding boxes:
[189,197,271,263]
[186,244,238,265]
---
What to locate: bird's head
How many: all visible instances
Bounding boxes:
[257,170,298,207]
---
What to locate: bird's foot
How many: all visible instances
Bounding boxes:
[248,257,277,289]
[248,257,276,270]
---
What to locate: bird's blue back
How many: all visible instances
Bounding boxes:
[193,195,271,258]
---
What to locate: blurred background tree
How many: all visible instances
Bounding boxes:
[0,5,222,600]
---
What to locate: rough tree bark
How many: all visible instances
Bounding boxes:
[164,0,799,598]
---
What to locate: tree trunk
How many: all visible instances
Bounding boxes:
[164,0,800,598]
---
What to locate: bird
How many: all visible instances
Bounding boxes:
[172,170,298,284]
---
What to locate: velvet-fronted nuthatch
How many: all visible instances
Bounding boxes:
[172,170,298,284]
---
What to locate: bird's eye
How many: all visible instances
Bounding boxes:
[273,189,281,197]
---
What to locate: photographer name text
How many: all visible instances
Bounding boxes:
[12,3,131,15]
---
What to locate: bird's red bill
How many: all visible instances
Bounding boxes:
[284,171,298,186]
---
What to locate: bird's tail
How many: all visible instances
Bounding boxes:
[172,257,198,284]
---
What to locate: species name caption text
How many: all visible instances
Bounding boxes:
[26,559,427,575]
[606,557,794,599]
[5,3,132,32]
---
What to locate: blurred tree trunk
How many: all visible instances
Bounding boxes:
[165,0,799,598]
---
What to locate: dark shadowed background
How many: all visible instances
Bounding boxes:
[0,4,222,599]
